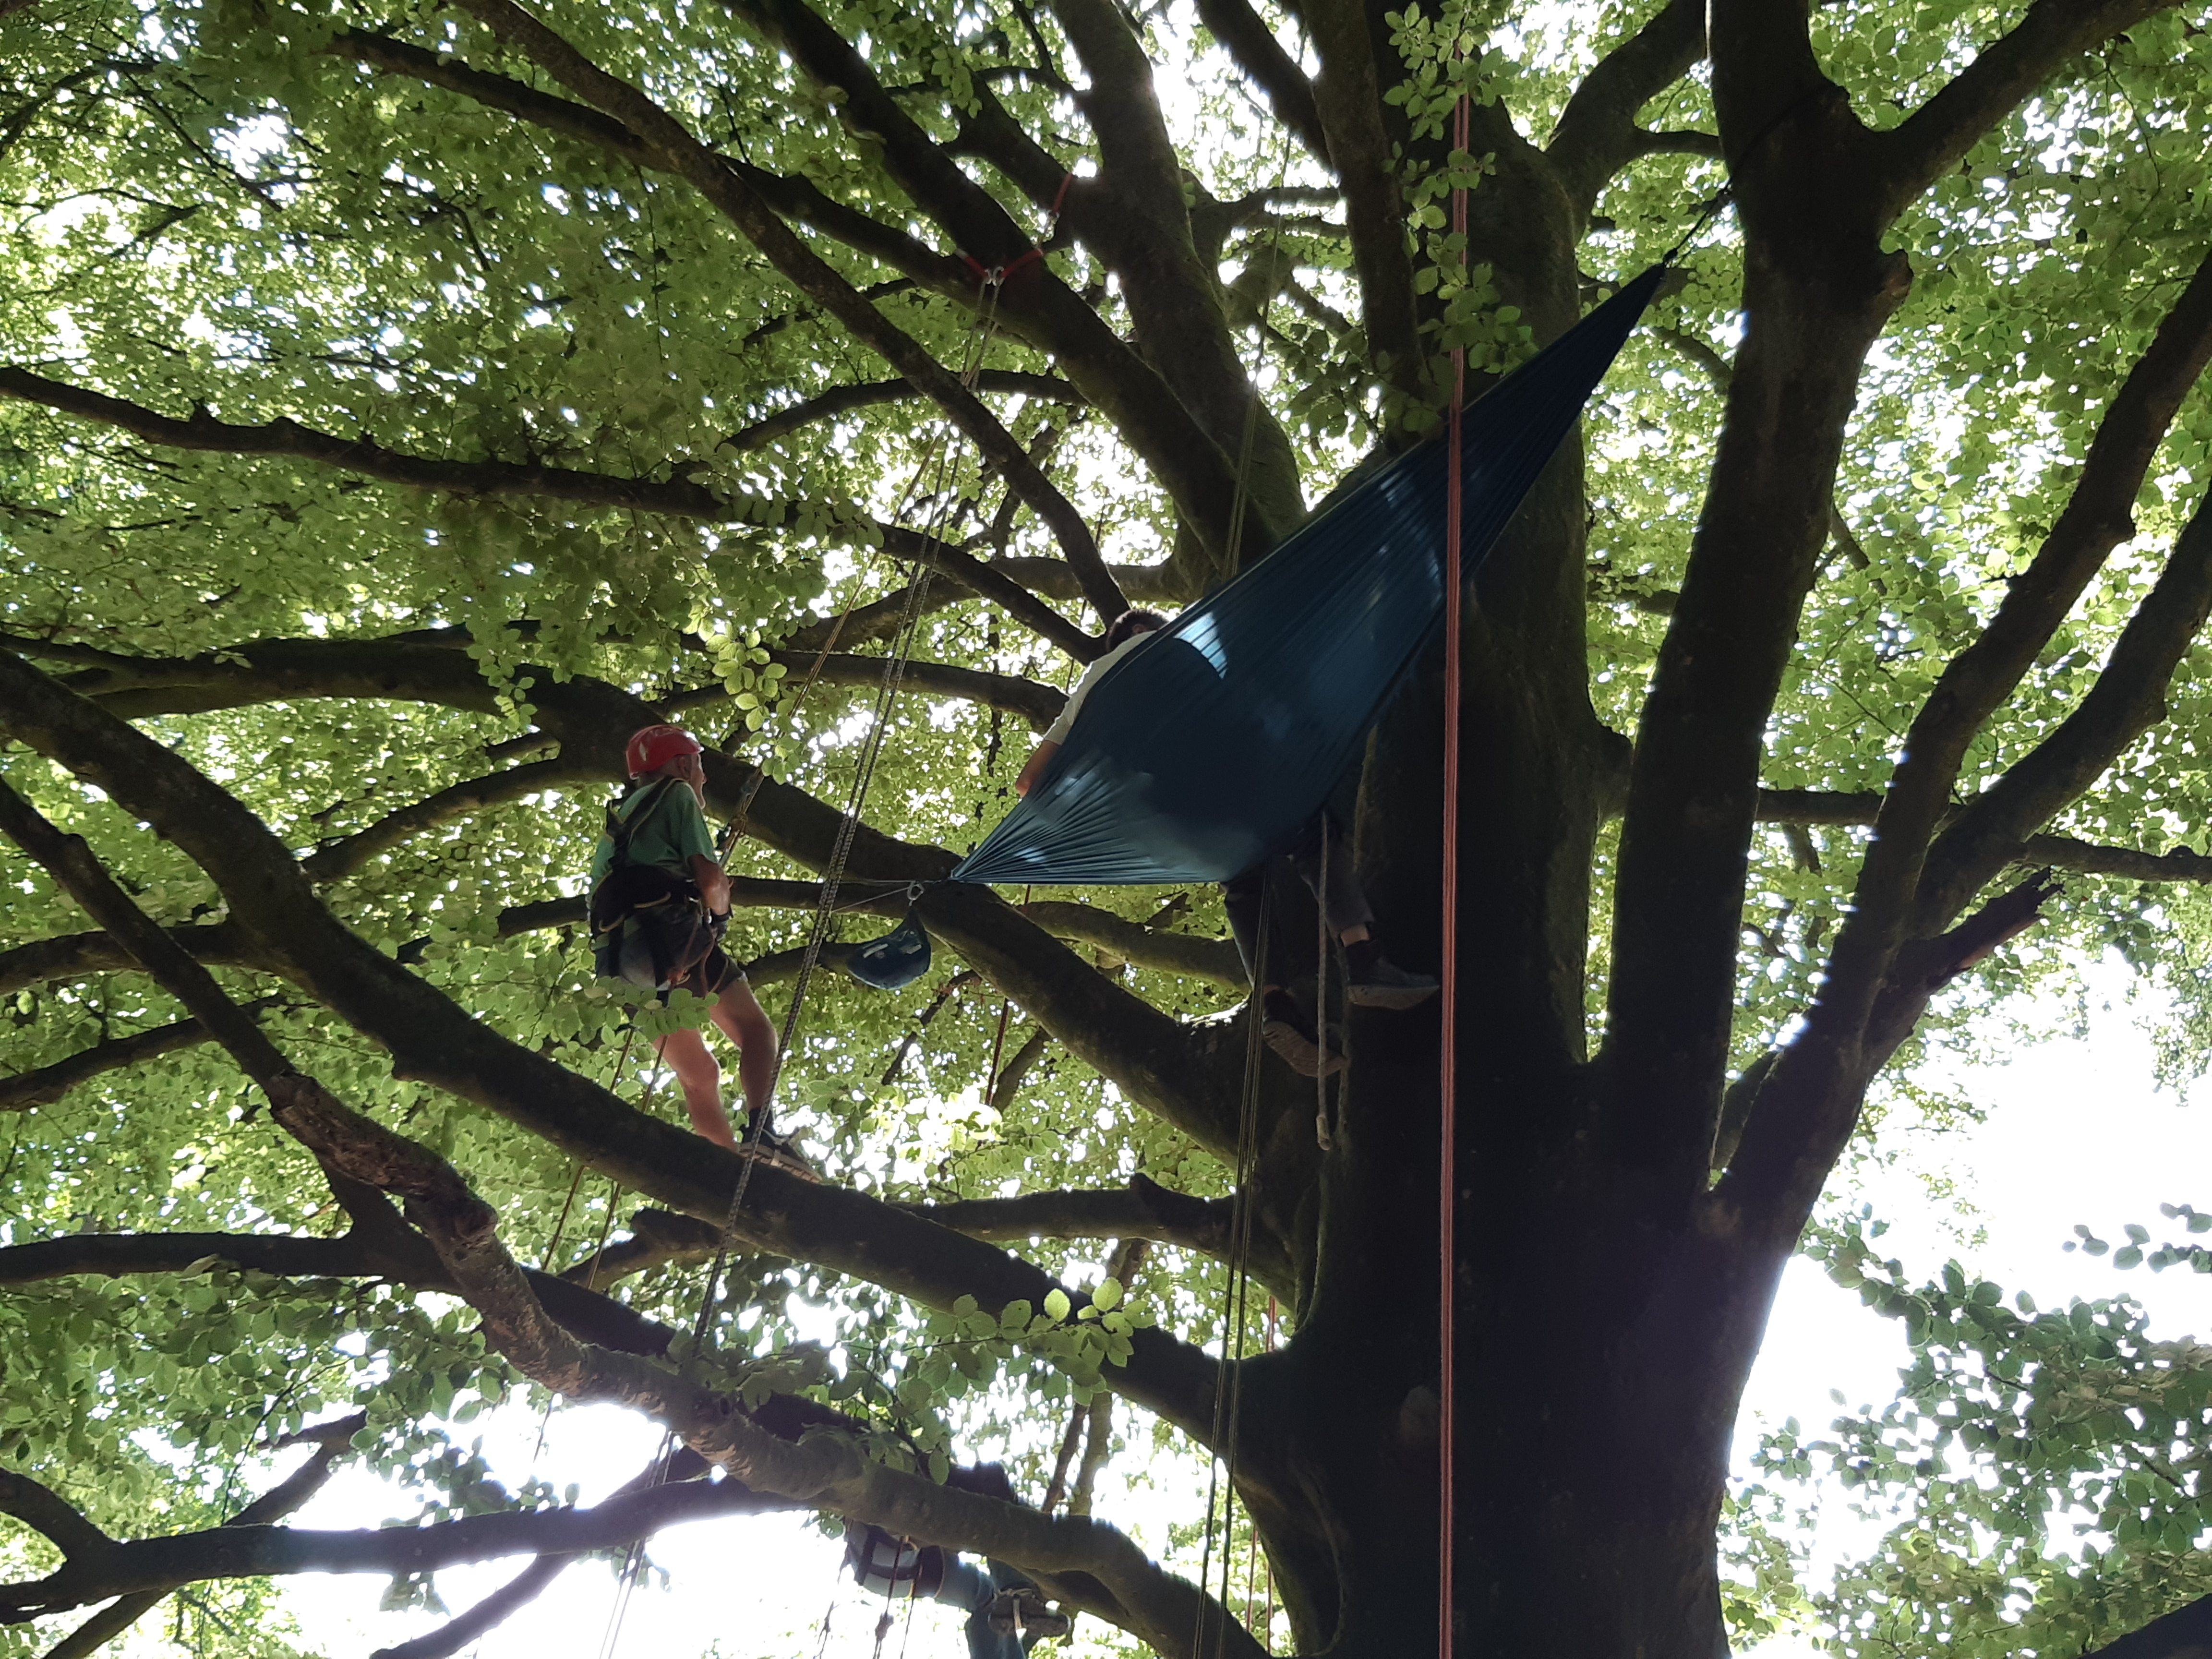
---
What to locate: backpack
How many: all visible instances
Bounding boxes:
[588,780,727,992]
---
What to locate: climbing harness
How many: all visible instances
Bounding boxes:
[590,779,727,994]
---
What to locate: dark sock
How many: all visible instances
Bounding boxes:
[1344,937,1381,975]
[1261,986,1310,1033]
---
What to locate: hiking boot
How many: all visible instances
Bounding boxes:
[739,1122,821,1181]
[1262,989,1346,1077]
[986,1590,1022,1637]
[1342,939,1439,1010]
[1017,1596,1071,1640]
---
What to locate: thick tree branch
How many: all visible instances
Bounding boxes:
[913,1173,1291,1298]
[1804,246,2212,1048]
[1603,0,1908,1181]
[1915,489,2212,934]
[0,1000,279,1113]
[1300,0,1421,407]
[330,28,650,162]
[2018,834,2212,884]
[0,379,1095,660]
[726,0,1280,568]
[985,556,1194,606]
[1752,788,1882,825]
[556,1206,724,1287]
[1189,0,1329,162]
[369,1552,570,1659]
[1720,872,2061,1230]
[988,1024,1053,1113]
[0,777,293,1089]
[446,0,1126,627]
[0,364,728,515]
[0,1217,681,1360]
[1019,901,1245,986]
[1628,127,1723,160]
[1056,0,1304,556]
[0,923,262,1000]
[755,653,1066,731]
[722,370,1081,452]
[0,1472,112,1561]
[301,758,584,884]
[783,583,962,654]
[365,1449,714,1659]
[39,1417,366,1659]
[268,1080,1263,1659]
[1870,0,2176,219]
[2,1467,792,1620]
[1546,0,1709,216]
[0,649,1229,1440]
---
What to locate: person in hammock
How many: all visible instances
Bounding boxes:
[589,724,807,1168]
[842,1464,1072,1656]
[1015,610,1437,1077]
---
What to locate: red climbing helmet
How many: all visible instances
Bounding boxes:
[625,723,703,779]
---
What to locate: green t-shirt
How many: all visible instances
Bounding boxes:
[589,780,716,887]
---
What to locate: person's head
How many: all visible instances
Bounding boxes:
[625,724,706,798]
[1104,608,1169,649]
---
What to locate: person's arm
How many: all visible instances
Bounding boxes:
[1013,740,1060,797]
[661,781,729,913]
[688,853,731,915]
[1018,651,1118,795]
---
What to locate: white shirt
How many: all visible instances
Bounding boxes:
[1042,631,1155,745]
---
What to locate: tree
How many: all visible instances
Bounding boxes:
[2,0,2212,1653]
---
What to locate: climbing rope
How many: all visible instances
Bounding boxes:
[1187,118,1298,1659]
[1438,77,1472,1659]
[681,267,1015,1375]
[588,281,1013,1659]
[1190,900,1271,1659]
[1315,817,1334,1151]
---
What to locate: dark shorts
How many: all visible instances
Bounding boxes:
[657,945,742,1005]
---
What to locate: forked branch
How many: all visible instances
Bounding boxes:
[445,0,1126,629]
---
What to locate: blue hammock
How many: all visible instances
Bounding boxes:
[846,268,1660,988]
[951,266,1662,890]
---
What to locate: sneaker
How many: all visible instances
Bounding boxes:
[986,1591,1022,1637]
[1342,940,1439,1010]
[1262,989,1346,1077]
[1018,1596,1071,1640]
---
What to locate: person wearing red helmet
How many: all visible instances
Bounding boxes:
[590,724,798,1165]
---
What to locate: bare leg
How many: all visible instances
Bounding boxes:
[709,977,780,1127]
[652,1025,737,1148]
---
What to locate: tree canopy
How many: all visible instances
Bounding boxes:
[4,0,2212,1654]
